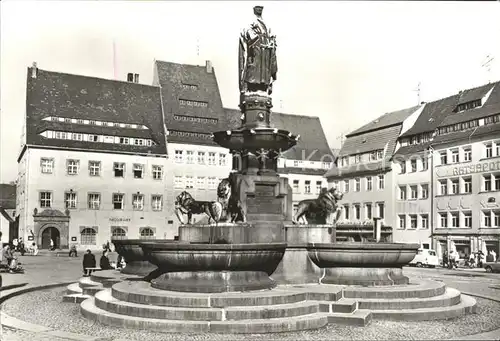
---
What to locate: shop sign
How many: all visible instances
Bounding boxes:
[451,161,500,176]
[109,217,131,222]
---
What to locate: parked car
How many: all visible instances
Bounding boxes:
[409,248,439,268]
[483,261,500,273]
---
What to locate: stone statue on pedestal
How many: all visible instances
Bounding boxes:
[239,5,278,97]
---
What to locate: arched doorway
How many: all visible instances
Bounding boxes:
[41,227,60,249]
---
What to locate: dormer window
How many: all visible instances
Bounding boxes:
[456,99,481,113]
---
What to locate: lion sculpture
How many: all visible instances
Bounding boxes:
[174,177,246,225]
[292,187,343,225]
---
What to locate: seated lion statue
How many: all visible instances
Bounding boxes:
[292,187,343,225]
[174,191,224,225]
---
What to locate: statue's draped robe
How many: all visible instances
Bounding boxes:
[239,17,278,93]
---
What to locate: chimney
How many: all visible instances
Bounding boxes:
[205,60,213,73]
[31,62,38,79]
[127,73,134,82]
[134,73,139,83]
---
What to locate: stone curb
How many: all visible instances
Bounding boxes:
[0,283,28,292]
[449,292,500,341]
[0,281,101,341]
[0,281,75,305]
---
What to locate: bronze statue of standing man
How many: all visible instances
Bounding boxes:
[239,6,278,99]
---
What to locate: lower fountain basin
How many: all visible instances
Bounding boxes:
[307,242,420,268]
[141,242,287,292]
[112,239,177,277]
[307,242,419,286]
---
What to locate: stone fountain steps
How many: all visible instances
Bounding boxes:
[357,288,462,310]
[63,293,91,303]
[111,281,343,308]
[81,296,369,333]
[66,283,83,295]
[342,280,446,299]
[95,289,322,321]
[365,294,477,321]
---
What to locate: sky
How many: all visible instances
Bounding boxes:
[1,1,500,183]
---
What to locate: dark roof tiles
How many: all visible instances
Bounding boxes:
[155,60,229,145]
[0,184,16,209]
[25,68,166,155]
[339,125,402,157]
[347,105,420,137]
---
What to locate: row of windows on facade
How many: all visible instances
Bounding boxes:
[79,226,155,245]
[436,141,500,166]
[289,160,332,170]
[41,130,155,147]
[401,113,499,148]
[398,184,429,200]
[174,150,227,166]
[332,174,385,193]
[291,180,325,194]
[338,149,384,167]
[437,174,500,196]
[397,214,430,230]
[174,176,225,190]
[173,115,217,124]
[437,210,500,229]
[437,113,500,137]
[38,192,164,211]
[42,116,149,130]
[40,158,164,179]
[341,202,385,221]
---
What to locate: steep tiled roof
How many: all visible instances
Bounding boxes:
[0,184,16,209]
[155,60,230,146]
[25,67,166,155]
[224,108,334,162]
[393,141,432,159]
[456,82,498,105]
[347,105,420,137]
[400,94,459,138]
[339,125,402,157]
[439,82,500,127]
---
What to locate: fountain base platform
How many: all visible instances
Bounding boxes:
[80,279,476,333]
[151,270,276,293]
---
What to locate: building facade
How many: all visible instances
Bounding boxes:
[342,80,500,255]
[17,64,169,249]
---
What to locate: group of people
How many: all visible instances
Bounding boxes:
[1,243,23,273]
[82,241,122,276]
[443,249,497,269]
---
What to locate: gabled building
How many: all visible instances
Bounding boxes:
[0,183,17,244]
[392,95,459,247]
[153,60,232,228]
[325,105,424,230]
[17,64,169,249]
[429,82,500,257]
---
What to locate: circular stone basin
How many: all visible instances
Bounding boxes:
[307,242,420,286]
[141,242,287,293]
[213,128,297,152]
[112,239,177,277]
